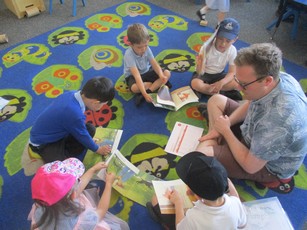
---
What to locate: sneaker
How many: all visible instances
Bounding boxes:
[197,103,208,121]
[135,93,144,106]
[220,90,242,101]
[165,81,172,89]
[146,202,162,223]
[196,10,206,21]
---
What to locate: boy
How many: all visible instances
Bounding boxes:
[29,77,115,163]
[124,23,171,106]
[191,18,242,101]
[147,151,247,230]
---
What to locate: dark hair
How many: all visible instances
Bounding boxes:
[127,23,150,44]
[81,77,115,102]
[31,194,84,230]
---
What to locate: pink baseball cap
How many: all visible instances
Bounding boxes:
[31,158,85,206]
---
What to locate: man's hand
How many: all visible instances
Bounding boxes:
[214,115,231,134]
[199,129,221,142]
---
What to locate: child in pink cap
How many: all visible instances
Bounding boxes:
[28,158,129,230]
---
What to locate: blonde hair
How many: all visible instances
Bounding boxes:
[127,23,150,44]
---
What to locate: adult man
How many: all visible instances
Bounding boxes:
[29,77,115,163]
[197,43,307,193]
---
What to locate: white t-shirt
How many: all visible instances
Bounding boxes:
[201,42,237,74]
[177,194,247,230]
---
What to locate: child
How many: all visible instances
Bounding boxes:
[146,151,247,230]
[191,18,242,101]
[29,77,115,163]
[124,23,171,106]
[28,158,129,230]
[196,0,230,26]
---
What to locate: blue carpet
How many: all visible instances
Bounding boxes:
[0,0,306,229]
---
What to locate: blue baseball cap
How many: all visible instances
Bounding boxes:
[217,18,240,40]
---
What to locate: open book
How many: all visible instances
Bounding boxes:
[152,179,197,214]
[151,85,199,111]
[97,150,159,206]
[93,127,123,156]
[165,121,204,156]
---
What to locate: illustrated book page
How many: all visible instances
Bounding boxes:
[97,150,159,206]
[94,127,123,155]
[152,179,196,214]
[165,121,204,156]
[151,85,198,111]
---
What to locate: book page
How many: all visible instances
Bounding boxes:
[152,179,195,214]
[170,86,199,111]
[94,127,123,154]
[98,150,160,206]
[243,197,294,230]
[165,122,204,156]
[157,85,175,107]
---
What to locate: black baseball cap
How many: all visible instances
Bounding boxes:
[176,151,229,201]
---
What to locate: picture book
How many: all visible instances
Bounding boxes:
[93,127,123,156]
[152,179,197,214]
[165,121,204,156]
[151,85,199,111]
[97,150,160,206]
[242,197,294,230]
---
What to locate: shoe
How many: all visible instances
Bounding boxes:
[135,93,144,106]
[196,10,206,21]
[254,177,295,194]
[146,202,162,223]
[220,90,243,101]
[193,90,202,99]
[165,81,172,89]
[197,103,208,121]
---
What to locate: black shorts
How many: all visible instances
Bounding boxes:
[191,71,226,84]
[126,69,159,90]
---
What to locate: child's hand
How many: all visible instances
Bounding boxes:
[96,145,112,156]
[91,161,108,172]
[144,93,153,103]
[105,172,116,185]
[169,189,183,205]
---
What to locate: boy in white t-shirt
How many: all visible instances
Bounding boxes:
[146,151,247,230]
[191,18,242,101]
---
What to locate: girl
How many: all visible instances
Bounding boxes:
[28,158,129,230]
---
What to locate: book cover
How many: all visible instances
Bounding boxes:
[97,150,160,206]
[151,85,199,111]
[165,121,204,156]
[152,179,197,214]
